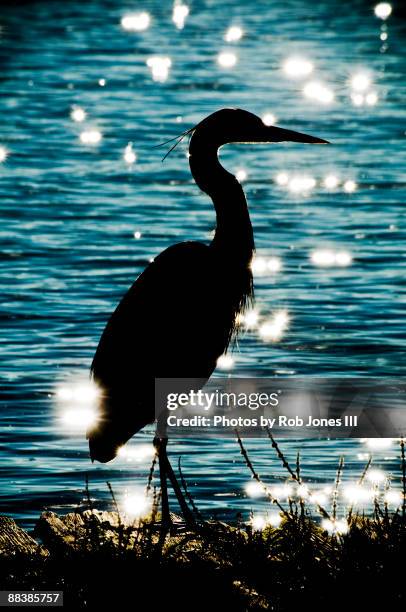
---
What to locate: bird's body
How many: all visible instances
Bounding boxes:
[87,108,327,521]
[90,238,253,462]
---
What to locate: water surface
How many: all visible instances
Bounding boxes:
[0,0,405,527]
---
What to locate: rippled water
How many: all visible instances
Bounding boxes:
[1,0,405,528]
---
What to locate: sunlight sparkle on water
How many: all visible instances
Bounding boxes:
[283,57,313,78]
[275,172,289,186]
[351,92,378,107]
[322,518,349,535]
[358,452,370,460]
[343,179,357,193]
[324,175,339,189]
[217,51,237,68]
[251,256,282,275]
[57,379,100,431]
[80,129,102,145]
[224,26,244,42]
[268,513,283,528]
[367,469,386,484]
[147,56,172,82]
[70,106,86,122]
[117,444,155,462]
[121,12,151,32]
[303,81,334,104]
[172,2,189,29]
[288,176,316,193]
[380,32,388,41]
[245,481,263,498]
[244,310,259,327]
[364,438,393,450]
[343,484,374,504]
[374,3,392,19]
[270,484,293,499]
[57,381,100,403]
[366,92,378,106]
[251,257,267,275]
[351,73,371,92]
[297,484,310,499]
[217,354,234,370]
[62,408,98,429]
[351,93,364,106]
[262,112,276,126]
[98,79,106,87]
[267,257,282,273]
[311,250,335,267]
[312,491,328,505]
[335,251,352,266]
[272,310,289,329]
[134,231,142,240]
[251,515,266,531]
[311,250,352,267]
[236,169,247,182]
[123,490,151,518]
[259,310,289,343]
[0,146,8,163]
[385,490,402,506]
[124,142,137,164]
[238,309,259,329]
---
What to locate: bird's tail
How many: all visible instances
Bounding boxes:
[87,426,123,463]
[87,393,150,463]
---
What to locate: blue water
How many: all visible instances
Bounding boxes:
[1,0,405,528]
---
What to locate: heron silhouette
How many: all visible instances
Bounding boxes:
[87,108,328,526]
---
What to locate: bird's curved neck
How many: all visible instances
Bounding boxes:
[189,132,254,265]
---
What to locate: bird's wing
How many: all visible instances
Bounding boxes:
[88,241,231,462]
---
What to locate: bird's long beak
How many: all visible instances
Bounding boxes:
[265,125,329,144]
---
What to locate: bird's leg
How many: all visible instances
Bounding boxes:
[153,437,171,530]
[153,437,195,529]
[161,449,196,528]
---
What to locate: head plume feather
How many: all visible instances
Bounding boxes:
[153,125,196,161]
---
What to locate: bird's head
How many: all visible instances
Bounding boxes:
[192,108,329,147]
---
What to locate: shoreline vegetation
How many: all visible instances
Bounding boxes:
[1,436,405,610]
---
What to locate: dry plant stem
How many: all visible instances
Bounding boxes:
[107,481,128,549]
[296,452,301,481]
[146,452,158,496]
[85,473,94,513]
[401,438,406,520]
[347,456,372,523]
[151,489,162,530]
[265,428,297,481]
[265,428,331,520]
[178,456,204,521]
[85,475,104,550]
[235,429,290,519]
[296,451,305,517]
[332,457,344,521]
[107,481,122,527]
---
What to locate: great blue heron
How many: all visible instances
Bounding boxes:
[87,108,328,525]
